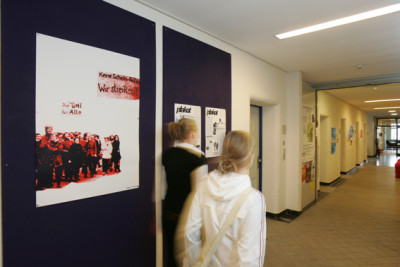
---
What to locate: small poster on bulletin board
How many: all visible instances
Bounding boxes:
[205,107,226,158]
[174,103,201,148]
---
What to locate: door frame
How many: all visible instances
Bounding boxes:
[250,104,263,191]
[375,117,400,156]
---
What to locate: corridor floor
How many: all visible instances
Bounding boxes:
[264,158,400,266]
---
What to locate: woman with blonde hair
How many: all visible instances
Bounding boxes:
[184,130,266,267]
[162,118,208,267]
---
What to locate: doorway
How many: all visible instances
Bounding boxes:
[341,118,346,172]
[319,115,328,182]
[376,118,400,156]
[398,121,400,156]
[250,105,262,190]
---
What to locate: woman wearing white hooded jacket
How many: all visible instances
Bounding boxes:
[183,131,266,267]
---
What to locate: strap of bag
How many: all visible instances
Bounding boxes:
[195,187,253,267]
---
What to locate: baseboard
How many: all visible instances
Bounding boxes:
[356,161,366,167]
[340,167,357,175]
[266,209,301,223]
[320,176,341,186]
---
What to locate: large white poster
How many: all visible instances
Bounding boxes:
[205,107,226,158]
[302,105,315,184]
[302,105,315,162]
[174,103,201,148]
[35,33,140,207]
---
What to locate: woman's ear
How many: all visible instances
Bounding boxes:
[249,152,255,166]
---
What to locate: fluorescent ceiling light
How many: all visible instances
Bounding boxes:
[391,113,398,116]
[388,110,397,112]
[365,98,400,103]
[275,3,400,39]
[374,107,400,110]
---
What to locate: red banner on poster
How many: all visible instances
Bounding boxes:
[97,72,140,100]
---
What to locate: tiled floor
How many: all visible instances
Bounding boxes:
[264,154,400,266]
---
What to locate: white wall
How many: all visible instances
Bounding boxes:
[285,72,302,211]
[317,91,367,183]
[245,55,288,214]
[262,105,285,213]
[367,114,376,156]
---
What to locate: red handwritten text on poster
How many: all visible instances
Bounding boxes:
[97,72,140,100]
[62,102,83,116]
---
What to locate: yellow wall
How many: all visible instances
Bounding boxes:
[318,91,367,183]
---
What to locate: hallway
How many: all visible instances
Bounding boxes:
[265,157,400,266]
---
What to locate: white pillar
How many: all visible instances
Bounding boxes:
[285,72,302,211]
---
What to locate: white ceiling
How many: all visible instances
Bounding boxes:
[137,0,400,117]
[324,84,400,117]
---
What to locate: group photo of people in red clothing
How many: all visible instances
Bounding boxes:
[35,125,121,190]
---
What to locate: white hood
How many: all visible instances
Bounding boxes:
[204,170,252,201]
[184,171,266,267]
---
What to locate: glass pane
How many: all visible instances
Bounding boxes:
[378,118,396,126]
[398,119,400,155]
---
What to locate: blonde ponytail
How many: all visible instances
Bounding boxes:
[218,131,253,174]
[168,118,198,142]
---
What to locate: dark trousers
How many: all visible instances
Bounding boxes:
[64,161,73,179]
[81,158,89,176]
[162,210,179,267]
[113,159,120,171]
[55,166,63,186]
[37,164,53,188]
[71,164,80,181]
[102,158,110,173]
[88,156,97,174]
[82,156,96,176]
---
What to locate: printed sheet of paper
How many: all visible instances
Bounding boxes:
[302,105,315,183]
[174,104,201,148]
[205,107,226,158]
[302,105,315,163]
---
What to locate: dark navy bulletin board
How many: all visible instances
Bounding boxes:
[162,27,232,168]
[1,1,156,266]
